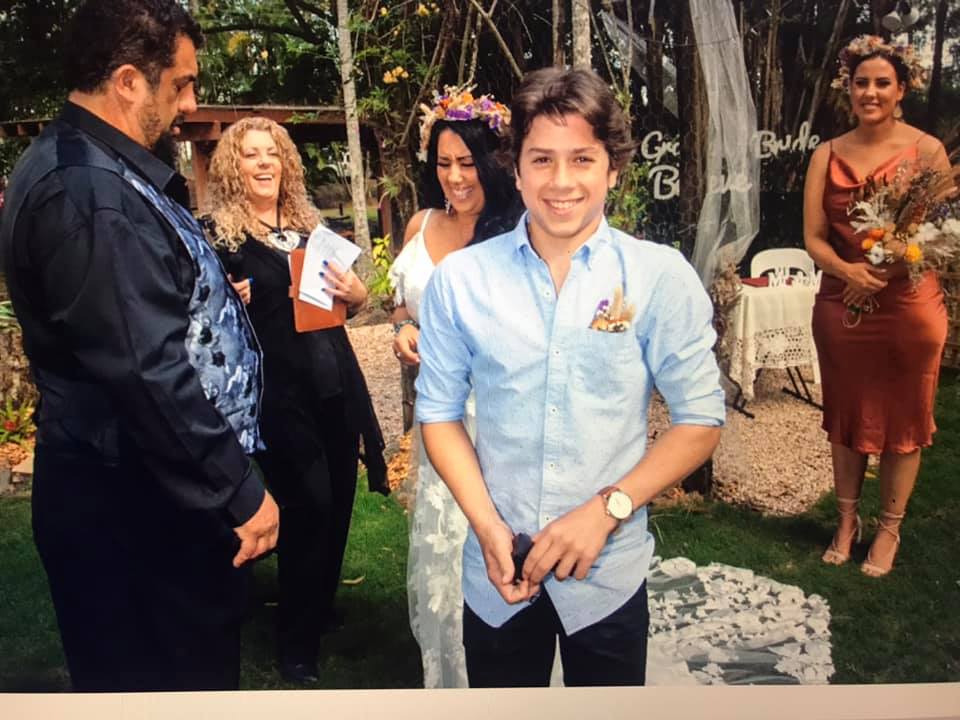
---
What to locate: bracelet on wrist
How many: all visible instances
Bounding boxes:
[393,319,419,335]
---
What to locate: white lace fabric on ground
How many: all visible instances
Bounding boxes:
[646,557,834,685]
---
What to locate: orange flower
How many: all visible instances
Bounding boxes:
[461,92,474,103]
[867,227,885,240]
[904,244,922,263]
[861,238,875,251]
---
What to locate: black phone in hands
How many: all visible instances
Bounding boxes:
[511,532,534,584]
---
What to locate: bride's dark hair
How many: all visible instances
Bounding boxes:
[421,119,522,245]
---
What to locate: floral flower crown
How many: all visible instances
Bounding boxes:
[417,85,510,162]
[831,35,928,95]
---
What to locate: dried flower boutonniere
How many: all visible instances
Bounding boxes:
[590,285,636,332]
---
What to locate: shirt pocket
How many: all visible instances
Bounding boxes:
[572,327,646,397]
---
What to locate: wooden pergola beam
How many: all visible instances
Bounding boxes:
[0,104,389,231]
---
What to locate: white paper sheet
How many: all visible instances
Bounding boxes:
[298,223,363,310]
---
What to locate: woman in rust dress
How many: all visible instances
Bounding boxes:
[803,37,950,577]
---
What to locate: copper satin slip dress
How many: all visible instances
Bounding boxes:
[811,141,947,454]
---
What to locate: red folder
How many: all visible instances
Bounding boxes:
[287,248,346,332]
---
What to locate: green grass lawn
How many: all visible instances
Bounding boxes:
[1,371,958,689]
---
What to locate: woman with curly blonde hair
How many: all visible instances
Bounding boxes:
[206,116,320,254]
[202,117,388,685]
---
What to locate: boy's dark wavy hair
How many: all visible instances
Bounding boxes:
[421,119,522,244]
[64,0,204,92]
[508,67,636,172]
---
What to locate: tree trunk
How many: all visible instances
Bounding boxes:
[336,0,372,276]
[675,0,707,262]
[0,328,37,407]
[645,4,663,116]
[761,0,783,133]
[572,0,591,69]
[796,0,851,137]
[553,0,566,66]
[457,3,476,84]
[926,0,948,133]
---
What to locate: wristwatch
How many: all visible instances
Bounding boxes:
[598,486,634,526]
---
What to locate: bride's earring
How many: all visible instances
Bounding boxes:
[444,197,452,215]
[893,102,904,120]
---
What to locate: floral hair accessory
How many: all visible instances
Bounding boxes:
[831,35,928,96]
[417,85,510,161]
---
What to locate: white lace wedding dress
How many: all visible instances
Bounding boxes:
[390,213,835,688]
[391,211,473,688]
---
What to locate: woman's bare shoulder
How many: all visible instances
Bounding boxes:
[808,139,833,168]
[403,208,432,246]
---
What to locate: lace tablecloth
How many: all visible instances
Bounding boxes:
[727,284,820,401]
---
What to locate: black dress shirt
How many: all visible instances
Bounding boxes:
[0,102,264,524]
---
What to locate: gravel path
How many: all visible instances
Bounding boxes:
[347,323,405,452]
[348,323,833,517]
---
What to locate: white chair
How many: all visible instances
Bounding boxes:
[750,247,815,279]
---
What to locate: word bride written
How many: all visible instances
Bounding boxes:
[641,122,820,200]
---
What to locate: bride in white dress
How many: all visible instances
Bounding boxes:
[389,88,521,688]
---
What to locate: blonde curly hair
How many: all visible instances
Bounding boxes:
[204,116,321,252]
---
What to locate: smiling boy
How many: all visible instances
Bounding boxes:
[415,68,725,687]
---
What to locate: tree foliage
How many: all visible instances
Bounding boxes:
[2,0,959,222]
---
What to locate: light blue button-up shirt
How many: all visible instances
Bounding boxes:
[415,215,725,634]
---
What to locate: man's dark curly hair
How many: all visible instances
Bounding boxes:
[508,67,636,173]
[64,0,204,92]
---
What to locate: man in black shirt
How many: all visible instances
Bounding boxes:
[0,0,279,691]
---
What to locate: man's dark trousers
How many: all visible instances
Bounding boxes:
[31,448,250,692]
[463,581,649,687]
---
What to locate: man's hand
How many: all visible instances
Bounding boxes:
[523,496,618,584]
[232,491,279,568]
[477,518,540,604]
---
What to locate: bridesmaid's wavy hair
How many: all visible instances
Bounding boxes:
[848,51,911,88]
[421,119,522,244]
[204,116,321,252]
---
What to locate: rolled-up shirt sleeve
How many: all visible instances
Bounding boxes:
[642,252,726,427]
[415,262,473,424]
[26,183,262,525]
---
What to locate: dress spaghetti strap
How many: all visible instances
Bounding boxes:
[419,208,433,237]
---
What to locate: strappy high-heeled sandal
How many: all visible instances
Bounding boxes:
[861,510,905,578]
[822,496,862,565]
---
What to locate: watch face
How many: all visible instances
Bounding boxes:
[607,490,633,520]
